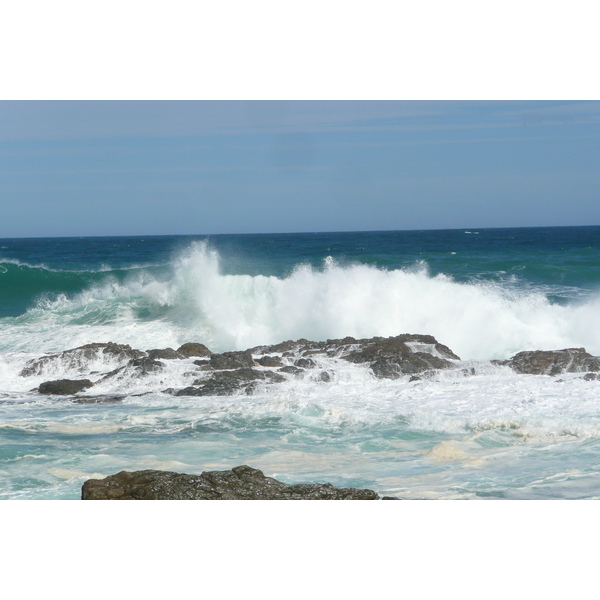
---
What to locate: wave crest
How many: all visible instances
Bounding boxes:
[3,241,600,358]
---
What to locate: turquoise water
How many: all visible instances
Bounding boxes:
[2,226,600,499]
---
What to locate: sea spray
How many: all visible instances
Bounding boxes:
[3,241,600,359]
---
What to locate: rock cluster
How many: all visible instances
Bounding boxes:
[81,465,390,500]
[20,336,600,399]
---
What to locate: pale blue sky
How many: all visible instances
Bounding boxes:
[1,100,599,238]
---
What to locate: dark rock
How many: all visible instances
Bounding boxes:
[505,348,600,376]
[318,371,332,382]
[336,334,459,379]
[257,355,283,367]
[175,381,245,396]
[81,465,384,500]
[249,339,312,355]
[21,342,145,377]
[38,379,94,395]
[177,368,285,396]
[128,357,165,374]
[176,343,212,358]
[192,368,284,386]
[370,353,453,379]
[583,373,600,381]
[278,365,304,376]
[146,348,183,360]
[72,395,125,404]
[98,357,165,382]
[193,359,211,367]
[209,351,257,370]
[295,358,316,369]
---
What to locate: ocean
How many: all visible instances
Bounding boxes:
[2,226,600,500]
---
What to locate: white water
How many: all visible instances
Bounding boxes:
[2,241,600,359]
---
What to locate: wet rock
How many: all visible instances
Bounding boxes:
[249,339,312,355]
[98,357,165,382]
[176,343,212,358]
[338,335,459,379]
[278,365,304,376]
[128,357,165,374]
[38,379,94,395]
[208,351,257,370]
[583,373,600,381]
[146,348,183,360]
[72,395,125,404]
[21,342,145,377]
[257,355,283,367]
[175,368,285,396]
[505,348,600,376]
[176,368,285,396]
[295,358,316,369]
[81,465,384,500]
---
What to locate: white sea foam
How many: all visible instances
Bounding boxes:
[2,241,600,359]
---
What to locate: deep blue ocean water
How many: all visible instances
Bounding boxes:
[2,226,600,499]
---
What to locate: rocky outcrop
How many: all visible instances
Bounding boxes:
[38,379,94,395]
[248,334,460,381]
[21,342,145,377]
[81,465,388,500]
[503,348,600,376]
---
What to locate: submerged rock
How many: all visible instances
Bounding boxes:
[38,379,94,395]
[81,465,385,500]
[504,348,600,376]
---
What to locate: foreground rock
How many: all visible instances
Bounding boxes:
[81,465,390,500]
[502,348,600,376]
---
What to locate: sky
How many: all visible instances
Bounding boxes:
[1,100,600,238]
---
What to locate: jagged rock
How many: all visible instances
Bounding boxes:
[339,334,459,379]
[257,355,283,367]
[38,379,94,395]
[295,358,316,369]
[21,342,145,377]
[248,339,312,355]
[176,343,212,358]
[505,348,600,376]
[98,357,165,382]
[81,465,384,500]
[146,348,183,360]
[208,351,257,370]
[176,368,286,396]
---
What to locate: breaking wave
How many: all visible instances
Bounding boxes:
[2,241,600,358]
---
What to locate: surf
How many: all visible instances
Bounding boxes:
[2,241,600,359]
